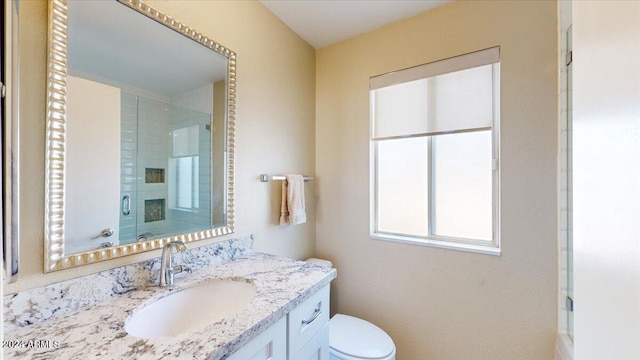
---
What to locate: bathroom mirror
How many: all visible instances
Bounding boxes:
[3,0,20,283]
[44,0,236,272]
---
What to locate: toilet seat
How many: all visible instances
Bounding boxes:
[329,314,396,360]
[330,347,396,360]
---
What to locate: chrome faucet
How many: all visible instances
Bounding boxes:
[159,241,192,287]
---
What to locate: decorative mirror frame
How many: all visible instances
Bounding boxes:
[44,0,236,272]
[3,0,21,283]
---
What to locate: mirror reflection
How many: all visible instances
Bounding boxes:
[61,0,230,255]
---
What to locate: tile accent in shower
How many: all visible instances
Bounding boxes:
[144,199,166,222]
[145,168,165,183]
[3,235,254,332]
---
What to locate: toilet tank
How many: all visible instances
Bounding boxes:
[306,258,333,268]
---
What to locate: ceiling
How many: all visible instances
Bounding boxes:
[259,0,453,49]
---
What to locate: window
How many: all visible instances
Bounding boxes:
[370,47,500,255]
[169,125,201,211]
[168,155,200,210]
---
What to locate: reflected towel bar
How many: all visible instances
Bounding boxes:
[260,174,314,182]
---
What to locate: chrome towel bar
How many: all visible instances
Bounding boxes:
[260,174,314,182]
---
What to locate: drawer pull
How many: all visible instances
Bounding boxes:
[301,306,322,325]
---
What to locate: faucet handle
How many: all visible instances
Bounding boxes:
[172,264,192,274]
[166,264,192,285]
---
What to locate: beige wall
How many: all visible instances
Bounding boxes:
[315,1,558,359]
[7,0,316,294]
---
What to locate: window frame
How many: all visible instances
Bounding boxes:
[369,49,501,256]
[169,155,200,212]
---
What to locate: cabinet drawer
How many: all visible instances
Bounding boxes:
[288,285,330,356]
[293,323,329,360]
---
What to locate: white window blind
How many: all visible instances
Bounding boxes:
[371,47,499,139]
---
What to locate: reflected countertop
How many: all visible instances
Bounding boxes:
[3,253,336,360]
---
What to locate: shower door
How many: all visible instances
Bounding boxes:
[566,25,574,340]
[119,93,213,245]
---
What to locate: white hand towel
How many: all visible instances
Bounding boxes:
[279,174,306,225]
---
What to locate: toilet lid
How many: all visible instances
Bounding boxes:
[329,314,395,359]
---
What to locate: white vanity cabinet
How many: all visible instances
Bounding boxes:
[225,317,287,360]
[290,323,329,360]
[288,285,330,359]
[226,285,330,360]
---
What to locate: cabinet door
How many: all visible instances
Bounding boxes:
[226,317,287,360]
[288,285,330,356]
[293,323,329,360]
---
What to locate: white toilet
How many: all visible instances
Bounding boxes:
[306,259,396,360]
[329,314,396,360]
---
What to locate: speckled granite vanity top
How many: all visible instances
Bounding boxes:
[3,253,336,360]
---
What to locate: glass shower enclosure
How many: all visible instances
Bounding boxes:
[564,25,574,340]
[119,93,212,244]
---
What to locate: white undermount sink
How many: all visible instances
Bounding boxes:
[124,278,256,339]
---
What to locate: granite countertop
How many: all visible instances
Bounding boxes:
[3,253,337,360]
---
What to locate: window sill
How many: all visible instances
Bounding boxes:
[370,233,501,256]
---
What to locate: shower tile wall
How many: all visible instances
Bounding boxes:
[119,93,138,243]
[137,97,172,238]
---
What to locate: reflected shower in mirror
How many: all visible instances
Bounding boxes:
[45,0,236,271]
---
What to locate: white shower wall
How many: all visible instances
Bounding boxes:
[119,90,213,243]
